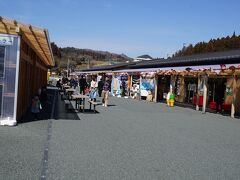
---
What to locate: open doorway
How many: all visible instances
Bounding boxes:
[184,77,198,104]
[157,75,170,102]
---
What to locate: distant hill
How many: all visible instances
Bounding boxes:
[51,42,133,71]
[173,32,240,57]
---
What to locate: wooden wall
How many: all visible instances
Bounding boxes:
[17,37,48,120]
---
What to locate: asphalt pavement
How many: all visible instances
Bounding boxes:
[1,91,240,180]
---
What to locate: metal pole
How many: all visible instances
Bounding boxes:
[67,58,69,78]
[88,58,90,69]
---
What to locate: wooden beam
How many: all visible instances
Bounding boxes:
[202,75,208,113]
[196,75,201,111]
[154,74,158,102]
[23,34,49,46]
[29,26,52,66]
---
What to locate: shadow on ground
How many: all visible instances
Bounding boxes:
[18,89,99,123]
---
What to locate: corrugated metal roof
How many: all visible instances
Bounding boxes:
[81,62,134,71]
[131,49,240,69]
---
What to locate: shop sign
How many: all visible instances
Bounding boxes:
[175,78,181,95]
[0,36,14,46]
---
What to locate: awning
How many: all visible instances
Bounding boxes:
[0,16,54,67]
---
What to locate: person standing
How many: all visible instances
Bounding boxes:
[79,75,88,94]
[102,76,111,107]
[98,78,104,97]
[31,95,41,120]
[216,80,225,113]
[56,79,61,89]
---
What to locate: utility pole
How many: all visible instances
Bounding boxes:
[87,58,90,69]
[108,54,111,65]
[67,58,69,78]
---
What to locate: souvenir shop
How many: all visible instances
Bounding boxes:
[79,49,240,117]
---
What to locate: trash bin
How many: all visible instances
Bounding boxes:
[169,93,175,107]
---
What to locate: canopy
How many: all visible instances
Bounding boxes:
[0,16,54,67]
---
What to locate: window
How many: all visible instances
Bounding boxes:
[0,46,5,77]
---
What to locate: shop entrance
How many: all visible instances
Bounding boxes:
[208,78,226,111]
[157,75,170,102]
[184,77,198,104]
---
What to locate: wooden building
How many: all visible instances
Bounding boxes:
[0,17,54,125]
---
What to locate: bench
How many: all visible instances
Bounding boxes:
[88,100,98,113]
[64,100,71,110]
[75,99,85,112]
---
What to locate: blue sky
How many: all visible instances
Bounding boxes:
[1,0,240,58]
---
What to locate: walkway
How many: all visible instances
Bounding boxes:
[1,90,240,180]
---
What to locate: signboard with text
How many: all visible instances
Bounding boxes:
[0,36,14,46]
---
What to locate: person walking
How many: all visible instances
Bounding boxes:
[79,75,88,94]
[102,76,111,107]
[98,78,104,97]
[90,77,98,102]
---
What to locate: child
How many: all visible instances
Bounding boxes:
[90,78,98,102]
[31,95,41,120]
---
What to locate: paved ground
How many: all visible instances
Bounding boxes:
[1,90,240,180]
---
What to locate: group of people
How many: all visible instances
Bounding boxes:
[58,75,112,107]
[87,76,111,107]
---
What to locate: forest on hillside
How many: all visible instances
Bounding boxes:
[51,43,132,70]
[173,32,240,57]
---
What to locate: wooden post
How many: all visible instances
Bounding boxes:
[171,75,176,94]
[196,75,201,111]
[154,74,158,102]
[231,74,236,118]
[202,75,208,113]
[128,74,132,96]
